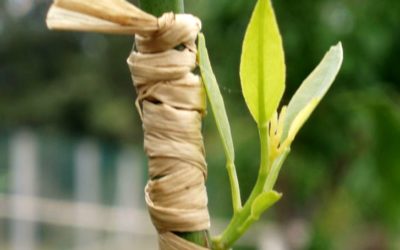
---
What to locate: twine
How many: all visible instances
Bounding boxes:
[47,0,210,249]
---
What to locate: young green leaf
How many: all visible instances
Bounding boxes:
[240,0,285,125]
[236,190,281,236]
[281,43,343,144]
[198,33,235,163]
[250,191,281,220]
[198,33,242,211]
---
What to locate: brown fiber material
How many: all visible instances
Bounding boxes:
[47,1,210,249]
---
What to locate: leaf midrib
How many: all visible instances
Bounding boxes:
[258,0,266,125]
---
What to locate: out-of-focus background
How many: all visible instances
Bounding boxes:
[1,0,399,249]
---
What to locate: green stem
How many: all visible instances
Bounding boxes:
[213,125,270,249]
[245,125,271,209]
[137,0,211,248]
[264,148,290,192]
[214,124,290,249]
[227,162,242,214]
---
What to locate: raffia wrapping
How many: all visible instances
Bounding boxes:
[46,0,210,249]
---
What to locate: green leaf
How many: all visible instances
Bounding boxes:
[250,190,281,220]
[237,190,281,234]
[240,0,285,125]
[198,34,243,212]
[198,33,235,163]
[281,43,344,144]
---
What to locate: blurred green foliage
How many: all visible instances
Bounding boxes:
[1,0,400,248]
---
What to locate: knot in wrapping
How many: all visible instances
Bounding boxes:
[127,12,211,248]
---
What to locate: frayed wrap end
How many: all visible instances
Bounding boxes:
[46,0,158,35]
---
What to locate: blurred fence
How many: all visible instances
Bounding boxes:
[0,130,159,250]
[0,130,303,250]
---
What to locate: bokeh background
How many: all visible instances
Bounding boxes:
[1,0,400,249]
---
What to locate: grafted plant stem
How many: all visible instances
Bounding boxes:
[137,0,211,248]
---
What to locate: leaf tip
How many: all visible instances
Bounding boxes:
[272,190,283,199]
[332,41,344,60]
